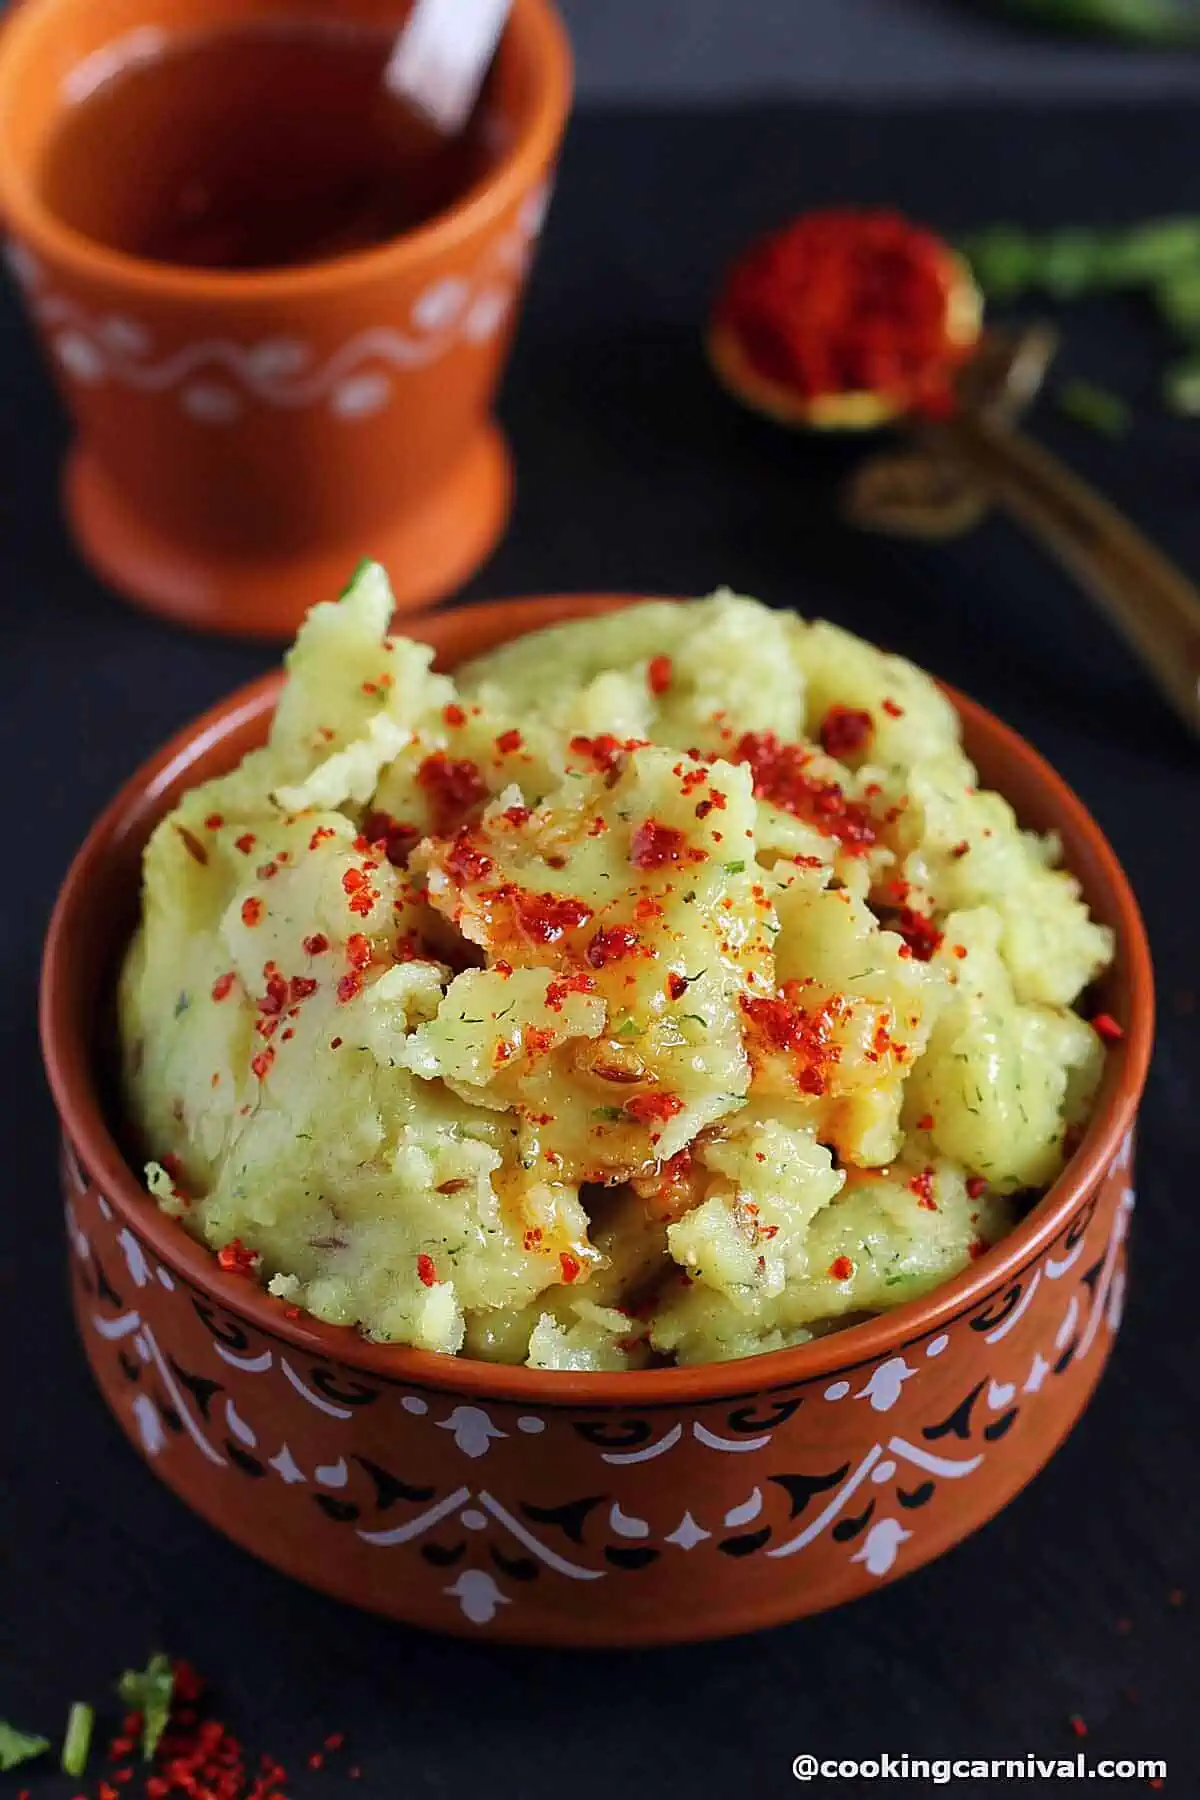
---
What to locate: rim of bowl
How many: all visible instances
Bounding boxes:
[0,0,572,304]
[40,593,1155,1406]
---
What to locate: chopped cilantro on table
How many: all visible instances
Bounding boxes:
[0,1722,50,1772]
[117,1652,176,1760]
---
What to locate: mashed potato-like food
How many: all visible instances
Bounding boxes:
[120,568,1114,1368]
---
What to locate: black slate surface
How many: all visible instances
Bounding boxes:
[2,102,1197,1798]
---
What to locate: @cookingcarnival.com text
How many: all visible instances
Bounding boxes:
[791,1752,1167,1785]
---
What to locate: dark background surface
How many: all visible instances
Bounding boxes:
[2,101,1197,1797]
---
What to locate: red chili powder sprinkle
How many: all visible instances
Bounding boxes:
[667,971,689,1001]
[309,1751,325,1770]
[235,832,257,855]
[217,1239,259,1274]
[894,906,943,961]
[241,897,263,927]
[204,813,224,830]
[303,932,330,956]
[362,810,421,868]
[559,1251,582,1284]
[349,1767,363,1781]
[257,972,289,1016]
[346,934,373,970]
[416,1253,438,1287]
[309,825,336,850]
[714,207,968,414]
[445,831,494,885]
[967,1237,988,1260]
[951,839,970,858]
[417,752,487,834]
[1092,1012,1124,1043]
[495,728,523,754]
[444,704,467,728]
[915,1113,934,1132]
[545,971,596,1010]
[337,972,363,1004]
[624,1091,684,1125]
[881,697,905,718]
[324,1733,346,1752]
[647,654,673,696]
[290,975,318,1002]
[631,819,689,870]
[732,730,877,852]
[820,705,873,760]
[514,890,594,944]
[586,924,641,969]
[829,1255,855,1281]
[951,943,968,960]
[910,1166,938,1210]
[211,972,236,1002]
[250,1048,275,1081]
[330,1036,343,1049]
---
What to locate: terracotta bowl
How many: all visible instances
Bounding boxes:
[40,595,1153,1645]
[0,0,571,637]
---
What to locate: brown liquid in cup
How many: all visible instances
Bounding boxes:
[38,20,499,271]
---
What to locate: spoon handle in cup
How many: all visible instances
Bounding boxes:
[938,408,1200,742]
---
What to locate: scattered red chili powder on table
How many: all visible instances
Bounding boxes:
[713,207,971,417]
[1092,1012,1124,1043]
[1068,1714,1088,1739]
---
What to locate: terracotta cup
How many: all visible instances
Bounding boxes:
[40,597,1154,1644]
[0,0,572,637]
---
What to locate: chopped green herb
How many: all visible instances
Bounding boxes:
[1040,228,1108,299]
[590,1106,626,1123]
[1056,379,1129,438]
[614,1017,641,1039]
[0,1723,50,1773]
[117,1653,175,1761]
[339,556,375,598]
[683,1014,708,1028]
[1164,353,1200,414]
[1155,263,1200,339]
[61,1702,94,1778]
[173,991,190,1018]
[958,224,1037,302]
[723,860,746,875]
[682,890,697,903]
